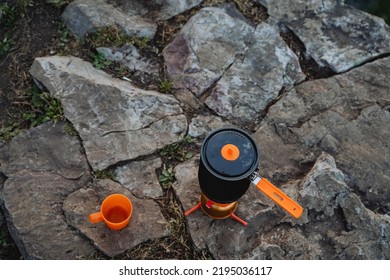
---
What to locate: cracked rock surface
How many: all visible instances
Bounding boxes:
[257,0,390,72]
[204,22,305,122]
[29,56,187,171]
[114,0,203,20]
[164,8,304,122]
[0,122,95,259]
[253,57,390,212]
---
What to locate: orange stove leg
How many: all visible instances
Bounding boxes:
[230,213,248,226]
[185,202,202,216]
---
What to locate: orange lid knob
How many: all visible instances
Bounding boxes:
[221,144,240,161]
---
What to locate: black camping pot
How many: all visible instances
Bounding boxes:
[198,127,260,203]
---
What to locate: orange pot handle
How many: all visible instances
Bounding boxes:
[254,177,303,219]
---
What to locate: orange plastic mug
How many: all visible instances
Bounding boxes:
[89,194,133,230]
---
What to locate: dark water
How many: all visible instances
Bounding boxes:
[345,0,390,24]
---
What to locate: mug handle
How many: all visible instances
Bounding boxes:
[89,212,103,223]
[253,177,303,219]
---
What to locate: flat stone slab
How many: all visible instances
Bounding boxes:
[62,0,156,39]
[205,22,305,122]
[115,158,163,199]
[30,56,187,171]
[164,8,304,122]
[115,0,203,20]
[0,122,95,259]
[0,122,87,180]
[63,179,170,258]
[157,0,203,20]
[258,0,390,72]
[252,56,390,212]
[163,7,255,97]
[188,115,232,138]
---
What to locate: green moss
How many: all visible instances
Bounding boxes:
[87,25,150,49]
[23,85,65,127]
[86,25,132,48]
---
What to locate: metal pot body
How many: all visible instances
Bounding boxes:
[198,127,259,203]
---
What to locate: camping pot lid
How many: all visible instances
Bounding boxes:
[201,127,259,179]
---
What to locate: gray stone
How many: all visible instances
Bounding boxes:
[63,179,170,258]
[246,242,285,260]
[173,155,201,212]
[115,0,203,20]
[0,122,95,259]
[163,8,304,122]
[62,0,156,39]
[249,153,388,260]
[253,57,390,212]
[115,158,163,199]
[111,0,149,17]
[0,122,88,179]
[29,56,187,171]
[334,192,390,259]
[154,0,203,20]
[174,89,203,110]
[188,115,232,138]
[251,227,324,259]
[257,0,338,20]
[1,172,95,260]
[204,22,305,122]
[214,2,253,25]
[97,45,159,75]
[299,152,349,219]
[163,7,255,97]
[257,0,390,72]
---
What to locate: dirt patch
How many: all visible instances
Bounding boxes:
[0,0,64,135]
[0,0,73,259]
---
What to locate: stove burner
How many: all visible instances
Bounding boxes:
[185,193,248,226]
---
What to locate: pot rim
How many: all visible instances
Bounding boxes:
[200,126,260,181]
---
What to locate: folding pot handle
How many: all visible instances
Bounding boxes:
[253,177,303,219]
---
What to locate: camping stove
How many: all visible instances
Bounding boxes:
[184,127,303,226]
[185,193,247,226]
